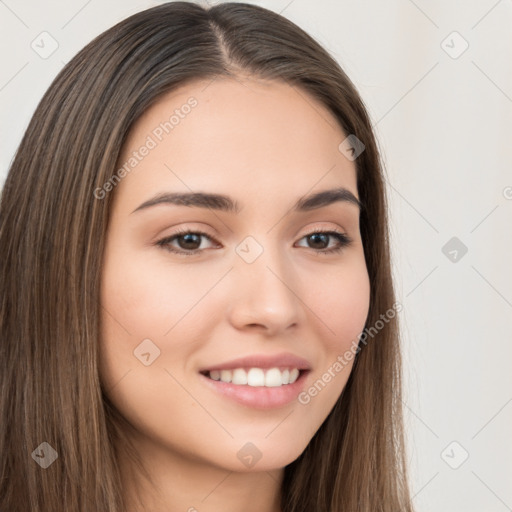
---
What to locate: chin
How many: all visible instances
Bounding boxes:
[210,432,312,473]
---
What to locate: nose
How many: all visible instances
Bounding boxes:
[226,245,302,335]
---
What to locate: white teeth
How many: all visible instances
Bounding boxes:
[247,368,265,386]
[220,370,232,383]
[209,370,221,381]
[206,367,302,387]
[265,368,283,387]
[232,368,248,385]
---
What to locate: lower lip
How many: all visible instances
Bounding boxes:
[199,371,309,409]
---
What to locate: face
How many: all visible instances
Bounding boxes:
[99,76,370,474]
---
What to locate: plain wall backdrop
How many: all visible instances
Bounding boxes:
[1,1,511,510]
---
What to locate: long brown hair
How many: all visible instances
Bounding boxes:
[0,2,414,511]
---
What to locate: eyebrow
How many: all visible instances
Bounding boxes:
[130,187,363,215]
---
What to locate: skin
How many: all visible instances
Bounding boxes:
[99,75,371,512]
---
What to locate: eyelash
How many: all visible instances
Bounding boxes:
[155,227,352,257]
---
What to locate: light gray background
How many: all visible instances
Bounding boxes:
[1,1,511,510]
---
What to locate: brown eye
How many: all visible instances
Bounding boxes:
[156,230,219,256]
[175,233,202,250]
[296,230,352,254]
[307,232,330,250]
[156,228,352,257]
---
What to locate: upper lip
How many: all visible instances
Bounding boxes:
[199,352,312,372]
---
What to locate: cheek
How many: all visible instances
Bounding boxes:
[100,246,220,338]
[293,255,370,407]
[308,255,371,353]
[98,246,223,390]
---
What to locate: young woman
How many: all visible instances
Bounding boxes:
[0,2,414,511]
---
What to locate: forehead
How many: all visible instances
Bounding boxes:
[114,76,358,210]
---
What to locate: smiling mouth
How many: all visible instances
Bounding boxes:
[200,367,305,388]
